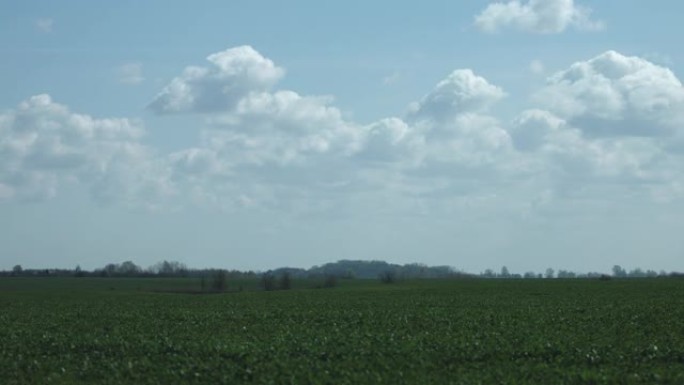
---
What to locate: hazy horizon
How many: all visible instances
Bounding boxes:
[2,1,684,274]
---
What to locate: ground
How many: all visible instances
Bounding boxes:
[1,277,683,384]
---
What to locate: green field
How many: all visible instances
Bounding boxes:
[1,277,684,384]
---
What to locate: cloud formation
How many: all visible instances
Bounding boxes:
[148,48,526,213]
[475,0,604,34]
[3,47,684,214]
[535,51,684,137]
[148,46,284,114]
[407,69,506,122]
[0,95,169,205]
[510,51,684,195]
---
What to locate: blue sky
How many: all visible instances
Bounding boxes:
[2,0,684,274]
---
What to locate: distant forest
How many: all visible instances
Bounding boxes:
[2,260,683,280]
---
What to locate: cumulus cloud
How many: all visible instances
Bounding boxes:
[5,46,684,214]
[355,118,422,164]
[503,51,684,206]
[151,46,680,214]
[407,69,505,122]
[148,46,284,114]
[145,46,525,212]
[0,95,170,205]
[400,69,515,174]
[202,90,364,171]
[475,0,604,34]
[535,50,684,137]
[509,109,674,195]
[509,109,566,152]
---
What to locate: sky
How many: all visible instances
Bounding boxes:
[2,0,684,274]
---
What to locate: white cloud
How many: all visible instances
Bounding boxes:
[407,69,506,122]
[509,109,566,152]
[203,90,362,168]
[355,118,422,164]
[475,0,604,34]
[151,46,678,216]
[535,50,684,137]
[508,108,676,199]
[148,46,284,114]
[505,51,684,206]
[118,63,145,85]
[35,18,54,33]
[6,47,684,216]
[0,95,170,206]
[145,47,522,213]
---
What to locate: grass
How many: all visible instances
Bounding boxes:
[1,277,683,384]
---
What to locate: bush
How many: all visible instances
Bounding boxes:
[323,274,338,288]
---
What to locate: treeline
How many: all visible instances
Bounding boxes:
[3,260,682,280]
[1,260,471,280]
[280,260,471,280]
[2,261,259,279]
[478,265,683,279]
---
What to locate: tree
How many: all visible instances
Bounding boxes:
[118,261,141,276]
[103,263,117,277]
[152,260,188,277]
[379,270,397,284]
[211,270,228,292]
[12,265,22,276]
[279,272,292,290]
[545,268,555,279]
[500,266,510,278]
[612,265,626,278]
[262,272,277,291]
[557,270,576,279]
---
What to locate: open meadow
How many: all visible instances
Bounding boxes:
[1,277,684,384]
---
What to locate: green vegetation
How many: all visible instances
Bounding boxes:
[1,277,683,384]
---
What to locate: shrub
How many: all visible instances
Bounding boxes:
[323,274,338,288]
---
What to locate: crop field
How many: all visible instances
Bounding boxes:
[1,277,684,384]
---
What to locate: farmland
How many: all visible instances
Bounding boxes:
[1,278,683,384]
